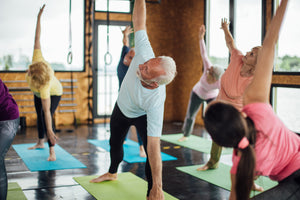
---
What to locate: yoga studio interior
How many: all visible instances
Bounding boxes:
[1,0,299,199]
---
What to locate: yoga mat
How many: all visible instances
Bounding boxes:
[177,163,278,197]
[88,139,177,163]
[161,133,232,154]
[7,182,27,200]
[12,143,86,171]
[74,172,178,200]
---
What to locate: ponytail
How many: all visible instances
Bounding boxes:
[235,117,257,200]
[236,145,256,200]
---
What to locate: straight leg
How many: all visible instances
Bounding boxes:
[108,103,131,173]
[182,91,204,137]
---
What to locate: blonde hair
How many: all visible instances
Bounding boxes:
[29,62,51,89]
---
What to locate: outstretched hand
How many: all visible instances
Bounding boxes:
[199,24,206,40]
[38,4,45,19]
[122,26,134,37]
[221,18,230,30]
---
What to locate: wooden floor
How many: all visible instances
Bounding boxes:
[6,122,231,200]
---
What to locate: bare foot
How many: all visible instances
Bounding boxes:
[252,183,264,192]
[197,164,209,171]
[139,145,146,157]
[178,136,188,142]
[28,139,45,150]
[47,147,56,161]
[90,172,117,183]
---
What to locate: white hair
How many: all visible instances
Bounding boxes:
[212,65,224,80]
[153,56,177,85]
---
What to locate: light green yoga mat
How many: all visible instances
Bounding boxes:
[161,133,232,154]
[74,172,178,200]
[7,182,27,200]
[177,163,278,197]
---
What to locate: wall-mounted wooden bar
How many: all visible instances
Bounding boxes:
[95,12,132,21]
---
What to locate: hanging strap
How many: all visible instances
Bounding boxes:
[67,0,73,64]
[104,0,112,65]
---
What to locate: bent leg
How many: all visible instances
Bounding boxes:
[198,141,222,170]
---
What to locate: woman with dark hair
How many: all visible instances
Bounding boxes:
[26,5,62,161]
[0,79,19,200]
[204,0,300,199]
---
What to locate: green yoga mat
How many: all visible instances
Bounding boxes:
[7,182,27,200]
[177,163,278,198]
[74,172,178,200]
[161,133,232,154]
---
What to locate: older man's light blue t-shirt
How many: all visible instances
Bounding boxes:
[117,30,166,137]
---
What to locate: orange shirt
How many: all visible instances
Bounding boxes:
[216,48,253,111]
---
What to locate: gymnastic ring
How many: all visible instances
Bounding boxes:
[67,51,73,64]
[104,52,112,65]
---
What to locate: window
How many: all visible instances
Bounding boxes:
[235,0,262,55]
[93,21,131,118]
[206,0,230,68]
[95,0,131,13]
[272,86,300,133]
[0,0,84,71]
[206,0,262,68]
[274,0,300,73]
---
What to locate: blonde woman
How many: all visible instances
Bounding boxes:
[26,5,62,161]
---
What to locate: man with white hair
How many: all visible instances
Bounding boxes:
[90,0,176,199]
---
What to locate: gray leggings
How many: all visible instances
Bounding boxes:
[182,91,214,137]
[0,118,19,200]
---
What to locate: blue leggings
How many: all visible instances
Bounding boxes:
[0,118,19,200]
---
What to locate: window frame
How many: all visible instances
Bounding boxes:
[272,0,300,75]
[92,20,132,119]
[270,84,300,134]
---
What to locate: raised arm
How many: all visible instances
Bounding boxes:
[133,0,146,32]
[122,26,134,47]
[199,25,212,70]
[244,0,288,105]
[221,18,236,54]
[34,4,45,50]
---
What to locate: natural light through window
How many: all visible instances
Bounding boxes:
[206,0,229,68]
[0,0,84,71]
[274,0,300,72]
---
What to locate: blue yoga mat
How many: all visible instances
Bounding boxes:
[12,143,86,171]
[88,139,177,163]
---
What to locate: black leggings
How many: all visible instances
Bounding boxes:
[109,103,152,196]
[34,95,61,147]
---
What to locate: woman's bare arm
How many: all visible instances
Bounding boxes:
[244,0,288,105]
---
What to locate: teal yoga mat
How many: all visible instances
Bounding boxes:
[12,143,86,171]
[161,133,232,154]
[177,163,278,197]
[88,139,177,163]
[74,172,178,200]
[7,182,27,200]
